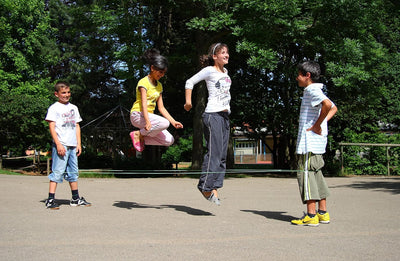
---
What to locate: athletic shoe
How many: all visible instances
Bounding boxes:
[130,131,144,152]
[45,198,60,210]
[291,214,319,226]
[317,212,330,224]
[207,193,221,206]
[70,197,91,207]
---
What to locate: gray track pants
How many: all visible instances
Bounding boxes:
[198,112,230,192]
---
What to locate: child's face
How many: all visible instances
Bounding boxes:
[296,71,310,88]
[213,46,229,66]
[55,87,71,104]
[150,65,167,81]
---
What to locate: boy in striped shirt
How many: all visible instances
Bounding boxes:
[291,61,337,226]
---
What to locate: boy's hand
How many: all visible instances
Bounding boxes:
[307,125,322,135]
[56,143,66,156]
[76,145,82,156]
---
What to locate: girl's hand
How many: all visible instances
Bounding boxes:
[184,103,192,111]
[173,121,183,129]
[145,121,152,131]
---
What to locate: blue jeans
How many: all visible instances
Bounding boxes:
[48,144,79,183]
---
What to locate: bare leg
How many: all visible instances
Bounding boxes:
[201,189,218,198]
[318,198,327,211]
[49,181,57,194]
[306,200,317,215]
[69,181,78,191]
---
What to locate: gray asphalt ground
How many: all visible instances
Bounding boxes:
[1,174,399,261]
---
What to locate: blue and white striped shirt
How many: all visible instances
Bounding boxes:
[296,83,333,154]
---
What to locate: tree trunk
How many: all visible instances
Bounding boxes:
[226,133,235,169]
[191,83,206,169]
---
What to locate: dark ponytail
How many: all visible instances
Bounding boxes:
[142,48,168,70]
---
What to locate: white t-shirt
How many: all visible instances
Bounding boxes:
[296,83,334,154]
[45,102,82,146]
[185,66,231,113]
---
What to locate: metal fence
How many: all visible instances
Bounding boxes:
[339,142,400,176]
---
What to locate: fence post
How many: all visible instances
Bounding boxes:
[47,158,50,176]
[341,145,344,175]
[387,146,390,176]
[339,142,400,175]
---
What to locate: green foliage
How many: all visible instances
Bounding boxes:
[341,129,400,175]
[0,169,22,176]
[162,136,193,169]
[79,146,154,171]
[0,0,57,154]
[1,0,400,176]
[225,0,400,170]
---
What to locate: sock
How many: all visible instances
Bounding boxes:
[48,193,55,200]
[72,190,79,200]
[308,213,316,218]
[318,210,327,215]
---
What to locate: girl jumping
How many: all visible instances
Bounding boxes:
[184,43,231,205]
[130,49,183,151]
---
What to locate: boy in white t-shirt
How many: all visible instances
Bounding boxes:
[44,81,91,209]
[291,61,337,226]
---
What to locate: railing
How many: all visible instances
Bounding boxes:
[339,142,400,176]
[0,155,51,175]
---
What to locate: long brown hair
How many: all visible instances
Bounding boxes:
[199,43,228,68]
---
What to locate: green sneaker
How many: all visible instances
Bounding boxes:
[291,214,319,226]
[317,212,330,224]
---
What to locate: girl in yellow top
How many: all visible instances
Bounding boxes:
[130,49,183,151]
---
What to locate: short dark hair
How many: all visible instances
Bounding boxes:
[54,81,70,92]
[297,61,321,82]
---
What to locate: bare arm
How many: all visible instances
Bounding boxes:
[139,87,152,130]
[157,94,183,129]
[307,99,336,135]
[76,123,82,156]
[184,89,192,111]
[326,104,337,122]
[48,121,66,156]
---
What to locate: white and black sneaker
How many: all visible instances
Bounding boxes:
[207,193,221,206]
[45,198,60,210]
[70,197,91,207]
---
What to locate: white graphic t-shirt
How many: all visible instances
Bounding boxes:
[45,102,82,146]
[185,66,231,113]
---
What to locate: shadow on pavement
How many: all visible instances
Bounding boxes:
[113,201,214,216]
[331,179,400,194]
[241,210,296,222]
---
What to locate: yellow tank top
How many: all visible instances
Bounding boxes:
[130,76,163,114]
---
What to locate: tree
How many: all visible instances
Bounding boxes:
[2,0,399,175]
[230,0,400,169]
[161,135,193,169]
[0,0,59,154]
[183,0,237,169]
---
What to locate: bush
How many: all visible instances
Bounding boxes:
[161,136,193,169]
[341,129,400,175]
